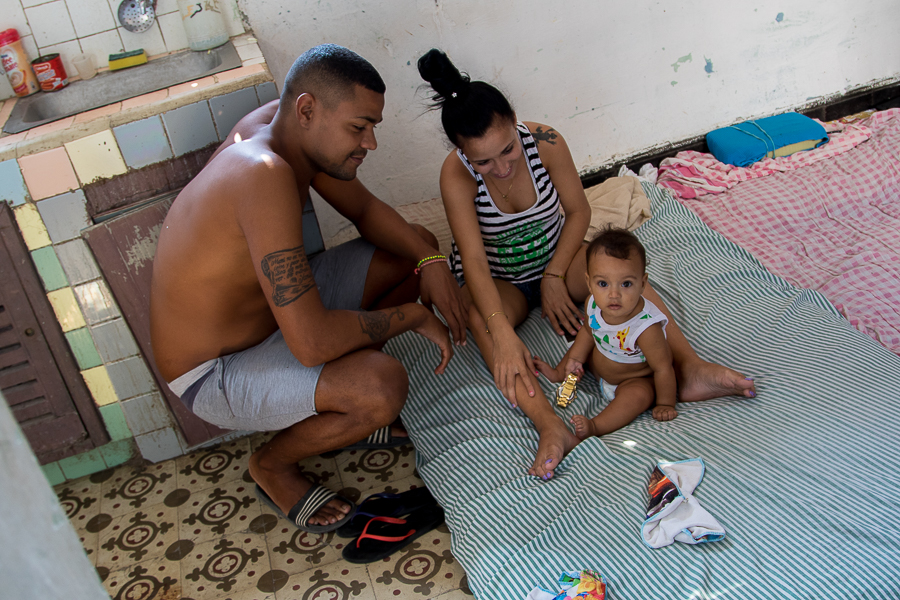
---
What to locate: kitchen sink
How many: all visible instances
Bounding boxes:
[3,41,242,134]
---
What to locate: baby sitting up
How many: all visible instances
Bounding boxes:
[535,227,676,438]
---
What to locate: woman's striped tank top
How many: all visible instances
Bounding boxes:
[448,122,565,284]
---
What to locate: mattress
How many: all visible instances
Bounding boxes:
[385,183,900,599]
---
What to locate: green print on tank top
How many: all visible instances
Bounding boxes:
[494,221,551,273]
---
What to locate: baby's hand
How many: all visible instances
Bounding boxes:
[652,405,678,422]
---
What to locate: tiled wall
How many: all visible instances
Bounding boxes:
[0,80,328,486]
[0,0,249,100]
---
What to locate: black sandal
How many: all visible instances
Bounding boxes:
[341,503,446,564]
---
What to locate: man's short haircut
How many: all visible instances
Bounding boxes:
[280,44,386,111]
[586,226,647,271]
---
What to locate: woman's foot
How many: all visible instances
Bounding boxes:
[677,359,756,402]
[528,420,580,480]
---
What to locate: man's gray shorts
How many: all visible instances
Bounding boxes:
[175,238,376,432]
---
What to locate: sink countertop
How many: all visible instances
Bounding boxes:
[0,35,272,163]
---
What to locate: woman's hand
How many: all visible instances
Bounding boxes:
[491,328,538,407]
[540,276,582,336]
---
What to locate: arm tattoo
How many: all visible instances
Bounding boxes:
[532,126,558,145]
[358,307,405,342]
[260,245,315,307]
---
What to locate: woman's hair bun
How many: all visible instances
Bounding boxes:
[417,48,469,101]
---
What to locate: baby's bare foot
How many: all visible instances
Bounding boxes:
[678,359,756,402]
[570,414,598,440]
[652,405,677,421]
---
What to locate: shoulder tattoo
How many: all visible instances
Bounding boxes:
[358,307,405,342]
[260,245,315,307]
[532,126,558,145]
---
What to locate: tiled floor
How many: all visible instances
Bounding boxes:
[55,433,473,600]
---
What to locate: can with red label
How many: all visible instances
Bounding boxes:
[32,54,68,91]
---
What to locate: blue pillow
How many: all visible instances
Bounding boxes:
[706,112,828,167]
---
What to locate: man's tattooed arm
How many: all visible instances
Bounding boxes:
[260,245,316,307]
[358,307,406,342]
[532,126,558,145]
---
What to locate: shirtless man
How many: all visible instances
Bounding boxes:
[150,45,466,532]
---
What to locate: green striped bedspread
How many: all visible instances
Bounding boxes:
[385,183,900,599]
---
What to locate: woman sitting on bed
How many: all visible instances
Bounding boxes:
[417,49,757,480]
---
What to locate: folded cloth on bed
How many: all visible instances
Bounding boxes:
[706,112,828,167]
[657,118,871,199]
[583,176,651,241]
[641,458,726,549]
[526,570,606,600]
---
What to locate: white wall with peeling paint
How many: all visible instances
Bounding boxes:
[239,0,900,242]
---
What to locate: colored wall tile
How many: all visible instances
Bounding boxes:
[46,287,86,332]
[35,189,91,243]
[64,327,103,370]
[13,204,51,250]
[161,101,218,156]
[64,129,127,186]
[113,116,173,169]
[41,462,66,486]
[54,239,102,285]
[256,82,278,105]
[73,280,120,324]
[168,76,215,98]
[98,403,132,441]
[13,204,52,250]
[90,318,140,363]
[58,447,107,480]
[120,392,171,436]
[106,356,156,401]
[121,89,168,110]
[30,246,69,291]
[134,427,183,463]
[17,147,79,201]
[81,365,119,406]
[97,439,135,468]
[0,159,30,206]
[209,87,259,141]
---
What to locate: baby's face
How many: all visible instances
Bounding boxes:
[585,250,648,324]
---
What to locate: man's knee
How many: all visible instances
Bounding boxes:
[351,353,409,422]
[412,223,439,250]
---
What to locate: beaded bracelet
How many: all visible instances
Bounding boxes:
[414,256,447,274]
[543,271,566,281]
[417,254,446,269]
[485,311,507,334]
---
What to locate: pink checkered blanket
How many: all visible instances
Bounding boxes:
[673,108,900,355]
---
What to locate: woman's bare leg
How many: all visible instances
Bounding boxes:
[463,282,579,480]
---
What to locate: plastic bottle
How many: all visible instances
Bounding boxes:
[0,29,39,97]
[177,0,229,52]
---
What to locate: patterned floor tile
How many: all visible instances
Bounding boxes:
[102,555,181,600]
[57,433,470,600]
[367,524,465,599]
[335,445,419,496]
[180,532,272,600]
[176,437,251,490]
[97,502,180,571]
[100,461,178,519]
[177,475,262,545]
[274,562,377,600]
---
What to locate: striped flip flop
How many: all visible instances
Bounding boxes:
[340,426,411,451]
[255,484,356,533]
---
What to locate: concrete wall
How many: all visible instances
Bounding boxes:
[239,0,900,244]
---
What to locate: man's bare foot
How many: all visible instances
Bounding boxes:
[249,449,351,527]
[677,359,756,402]
[528,420,580,480]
